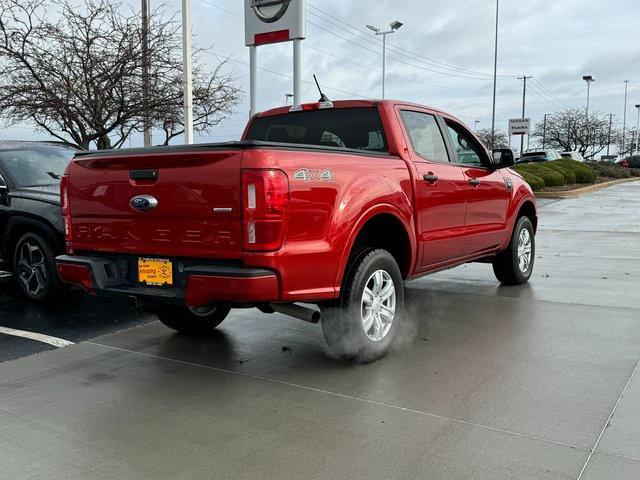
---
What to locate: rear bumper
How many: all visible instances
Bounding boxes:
[55,255,279,307]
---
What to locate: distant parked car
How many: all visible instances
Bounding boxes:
[560,151,585,162]
[614,158,629,168]
[517,150,562,163]
[0,141,77,301]
[621,155,640,168]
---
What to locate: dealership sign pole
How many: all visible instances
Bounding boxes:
[245,0,306,117]
[509,118,530,155]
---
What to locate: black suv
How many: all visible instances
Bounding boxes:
[0,141,76,301]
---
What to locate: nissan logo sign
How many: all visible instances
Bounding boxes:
[130,195,158,212]
[251,0,291,23]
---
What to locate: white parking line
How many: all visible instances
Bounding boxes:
[0,326,74,348]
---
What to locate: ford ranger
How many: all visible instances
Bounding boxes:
[56,100,537,362]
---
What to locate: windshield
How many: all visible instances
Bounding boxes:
[246,107,388,152]
[0,145,75,187]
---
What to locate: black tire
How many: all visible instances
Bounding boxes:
[321,249,404,363]
[13,232,62,302]
[156,304,231,335]
[493,216,535,285]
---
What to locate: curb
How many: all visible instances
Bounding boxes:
[535,177,640,199]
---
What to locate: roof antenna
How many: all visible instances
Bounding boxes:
[313,75,330,103]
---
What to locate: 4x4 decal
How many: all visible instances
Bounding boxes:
[293,169,333,182]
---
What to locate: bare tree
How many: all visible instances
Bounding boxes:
[0,0,241,149]
[530,109,616,159]
[475,128,509,150]
[616,128,639,157]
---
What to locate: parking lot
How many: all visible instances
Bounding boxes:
[1,184,639,479]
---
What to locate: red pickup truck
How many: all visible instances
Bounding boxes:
[56,100,537,362]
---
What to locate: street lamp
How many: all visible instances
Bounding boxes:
[366,20,403,99]
[583,75,595,116]
[635,104,640,155]
[284,93,293,106]
[583,75,595,157]
[474,120,480,131]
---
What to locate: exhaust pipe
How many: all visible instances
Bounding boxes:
[270,303,321,324]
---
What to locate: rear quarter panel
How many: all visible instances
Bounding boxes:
[241,149,414,301]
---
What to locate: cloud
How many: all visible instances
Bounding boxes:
[4,0,639,146]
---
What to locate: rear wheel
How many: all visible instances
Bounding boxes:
[156,304,231,335]
[321,249,404,363]
[13,232,61,302]
[493,216,535,285]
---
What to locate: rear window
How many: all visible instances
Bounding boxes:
[0,145,75,186]
[246,107,388,152]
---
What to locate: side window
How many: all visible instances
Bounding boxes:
[444,121,486,167]
[400,111,450,163]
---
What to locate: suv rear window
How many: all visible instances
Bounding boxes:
[246,107,388,152]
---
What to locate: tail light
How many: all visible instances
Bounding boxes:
[242,169,290,251]
[60,175,73,254]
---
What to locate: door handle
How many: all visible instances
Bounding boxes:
[423,174,439,183]
[468,178,481,186]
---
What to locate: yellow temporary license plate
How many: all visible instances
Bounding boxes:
[138,258,173,286]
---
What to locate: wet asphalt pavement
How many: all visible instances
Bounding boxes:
[0,187,639,479]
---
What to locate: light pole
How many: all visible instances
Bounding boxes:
[607,114,614,156]
[182,0,193,144]
[622,80,629,155]
[583,75,595,157]
[141,0,152,147]
[366,21,403,99]
[490,0,499,147]
[284,93,293,106]
[635,104,640,155]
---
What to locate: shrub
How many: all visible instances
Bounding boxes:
[585,162,631,179]
[554,159,597,183]
[516,170,545,191]
[630,169,640,177]
[515,163,566,187]
[544,163,577,184]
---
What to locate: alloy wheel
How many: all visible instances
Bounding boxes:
[360,270,396,342]
[17,241,48,297]
[517,228,532,273]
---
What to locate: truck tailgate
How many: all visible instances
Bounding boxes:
[66,150,243,259]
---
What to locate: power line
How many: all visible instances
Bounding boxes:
[202,0,494,92]
[209,51,367,99]
[307,2,514,79]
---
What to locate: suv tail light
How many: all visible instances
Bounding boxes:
[242,169,289,251]
[60,175,73,254]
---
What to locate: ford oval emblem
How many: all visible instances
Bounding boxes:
[130,195,158,212]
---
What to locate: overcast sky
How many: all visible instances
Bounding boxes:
[5,0,640,148]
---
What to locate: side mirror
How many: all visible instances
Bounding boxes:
[491,148,515,169]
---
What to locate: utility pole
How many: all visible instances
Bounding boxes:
[490,0,499,147]
[622,80,629,155]
[518,75,532,155]
[635,104,640,155]
[583,75,595,158]
[607,114,613,156]
[367,21,403,99]
[542,113,549,149]
[141,0,152,147]
[182,0,193,144]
